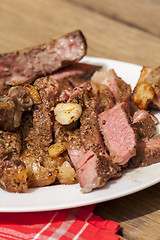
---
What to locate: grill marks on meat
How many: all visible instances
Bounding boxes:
[132,109,158,139]
[0,30,87,88]
[99,102,136,165]
[68,108,119,193]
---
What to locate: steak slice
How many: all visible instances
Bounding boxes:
[68,108,119,193]
[97,83,114,113]
[50,62,102,83]
[92,70,131,103]
[20,84,57,187]
[80,107,106,154]
[65,81,114,113]
[129,135,160,168]
[67,130,118,193]
[0,97,15,131]
[0,131,28,193]
[0,30,87,88]
[0,86,33,131]
[98,102,136,165]
[0,130,21,160]
[132,109,158,139]
[0,159,28,193]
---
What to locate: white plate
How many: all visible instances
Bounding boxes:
[1,56,160,212]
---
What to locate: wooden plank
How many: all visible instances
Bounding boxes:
[0,1,160,239]
[94,183,160,240]
[0,0,160,67]
[70,0,160,37]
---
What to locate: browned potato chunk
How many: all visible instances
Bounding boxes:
[137,66,152,84]
[48,142,67,158]
[132,82,154,109]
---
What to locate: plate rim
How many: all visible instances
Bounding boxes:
[0,56,160,213]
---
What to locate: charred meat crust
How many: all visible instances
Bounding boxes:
[129,135,160,168]
[0,30,87,87]
[132,110,158,139]
[0,159,28,193]
[19,84,57,188]
[0,130,21,160]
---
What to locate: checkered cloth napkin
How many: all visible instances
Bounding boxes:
[0,205,120,240]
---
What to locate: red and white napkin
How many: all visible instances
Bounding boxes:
[0,205,120,240]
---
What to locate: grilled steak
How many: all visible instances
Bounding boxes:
[0,159,27,193]
[0,130,28,193]
[0,97,15,131]
[129,135,160,168]
[132,109,158,139]
[0,30,87,90]
[99,102,136,165]
[50,62,102,83]
[96,83,114,113]
[64,80,114,113]
[0,86,33,131]
[68,130,116,193]
[68,108,119,193]
[92,70,131,105]
[20,82,57,187]
[80,107,106,153]
[0,130,21,160]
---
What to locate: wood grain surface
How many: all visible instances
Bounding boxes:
[0,0,160,239]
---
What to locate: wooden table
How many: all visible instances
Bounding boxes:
[1,0,160,239]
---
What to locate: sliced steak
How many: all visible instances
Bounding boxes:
[0,86,33,131]
[0,130,27,193]
[129,135,160,168]
[0,30,87,88]
[132,109,158,139]
[98,102,136,165]
[65,81,114,113]
[97,83,114,113]
[67,82,98,109]
[50,62,102,83]
[68,108,119,193]
[54,120,79,143]
[0,159,28,193]
[0,97,15,131]
[0,130,21,160]
[80,107,106,154]
[20,84,57,187]
[92,70,131,106]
